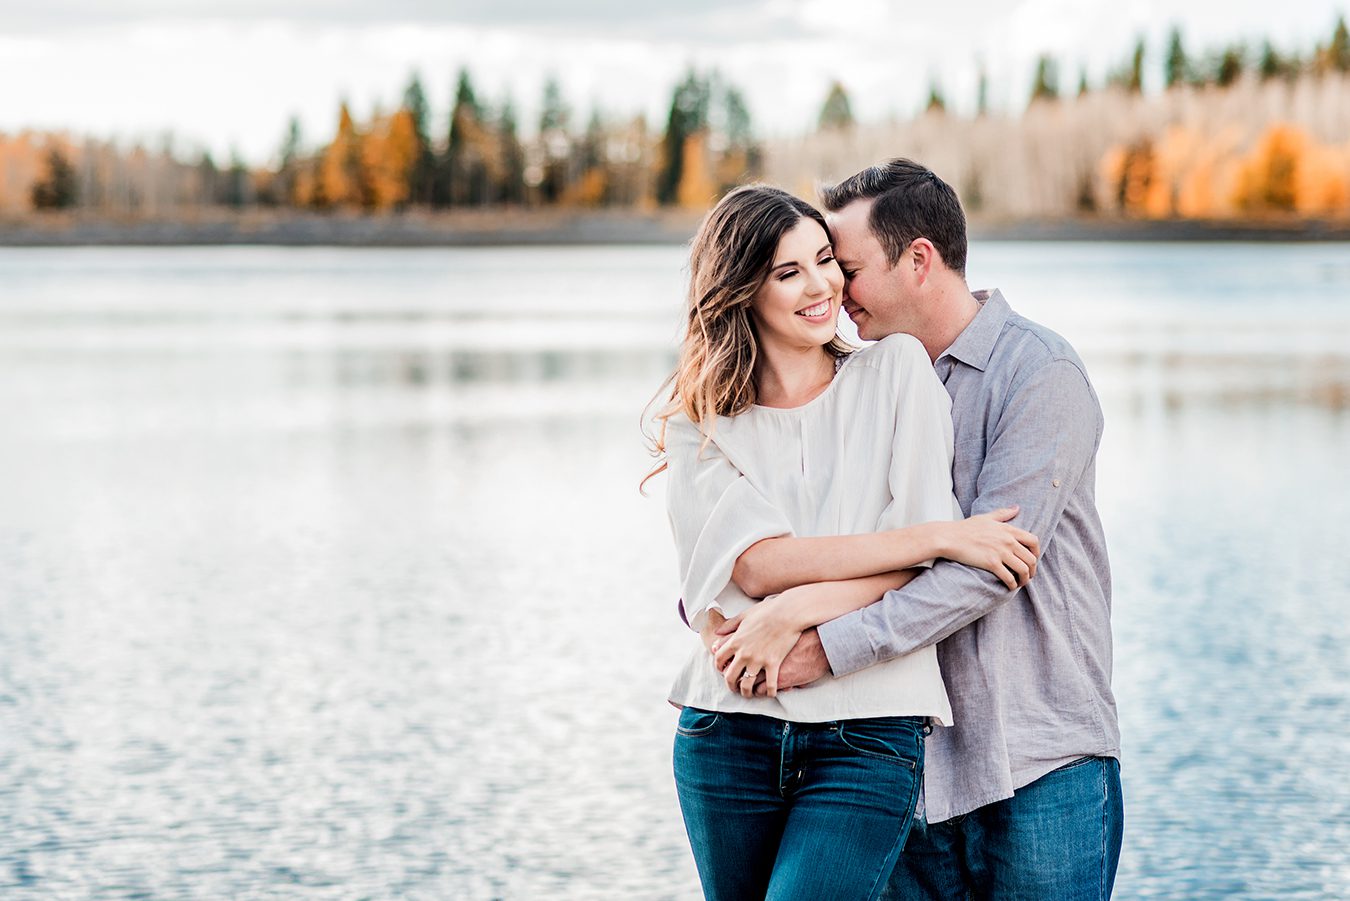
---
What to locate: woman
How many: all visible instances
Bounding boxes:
[645,185,1039,901]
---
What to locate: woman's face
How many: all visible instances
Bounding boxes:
[749,217,844,353]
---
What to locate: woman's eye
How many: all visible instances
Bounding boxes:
[819,254,836,264]
[777,269,798,281]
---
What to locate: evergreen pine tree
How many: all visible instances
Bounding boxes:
[1030,56,1059,102]
[926,81,946,114]
[1165,27,1189,88]
[31,147,77,209]
[1331,16,1350,71]
[497,98,525,205]
[1129,38,1145,92]
[657,71,710,205]
[817,81,854,130]
[402,73,436,205]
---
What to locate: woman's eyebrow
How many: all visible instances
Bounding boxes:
[770,245,833,271]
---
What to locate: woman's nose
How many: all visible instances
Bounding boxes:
[806,266,832,295]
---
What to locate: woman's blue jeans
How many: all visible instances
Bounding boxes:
[673,708,926,901]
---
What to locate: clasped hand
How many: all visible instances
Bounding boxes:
[709,589,809,699]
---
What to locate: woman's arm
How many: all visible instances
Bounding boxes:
[733,509,1038,598]
[664,417,794,631]
[712,569,919,698]
[732,532,932,598]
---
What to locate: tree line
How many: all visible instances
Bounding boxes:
[6,15,1349,221]
[7,69,760,217]
[778,16,1350,222]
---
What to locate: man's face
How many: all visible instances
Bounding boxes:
[828,198,919,342]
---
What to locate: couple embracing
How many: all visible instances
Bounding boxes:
[646,159,1123,900]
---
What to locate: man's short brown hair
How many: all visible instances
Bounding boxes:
[821,158,967,276]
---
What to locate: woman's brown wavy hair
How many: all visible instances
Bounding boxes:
[642,185,851,490]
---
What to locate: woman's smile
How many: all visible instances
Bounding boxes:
[795,299,834,321]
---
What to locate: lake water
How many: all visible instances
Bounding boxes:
[1,243,1348,900]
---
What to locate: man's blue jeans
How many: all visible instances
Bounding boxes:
[883,755,1124,901]
[673,708,926,901]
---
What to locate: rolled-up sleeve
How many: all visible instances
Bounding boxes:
[665,416,794,631]
[819,358,1103,676]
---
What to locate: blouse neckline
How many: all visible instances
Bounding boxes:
[750,352,854,414]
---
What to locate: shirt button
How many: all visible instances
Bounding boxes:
[1052,479,1061,488]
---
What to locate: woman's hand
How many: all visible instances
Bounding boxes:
[710,589,815,699]
[699,609,727,656]
[937,506,1040,590]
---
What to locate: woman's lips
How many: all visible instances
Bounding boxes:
[794,299,833,321]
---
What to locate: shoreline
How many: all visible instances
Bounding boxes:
[3,210,1350,246]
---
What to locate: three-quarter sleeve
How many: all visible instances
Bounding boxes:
[664,415,794,631]
[874,335,960,551]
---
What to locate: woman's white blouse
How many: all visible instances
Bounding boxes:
[665,333,958,725]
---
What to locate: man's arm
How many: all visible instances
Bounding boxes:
[817,358,1103,677]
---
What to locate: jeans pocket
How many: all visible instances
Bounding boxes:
[676,707,723,737]
[1050,755,1098,773]
[836,718,920,769]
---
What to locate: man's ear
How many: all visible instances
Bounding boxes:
[909,237,938,285]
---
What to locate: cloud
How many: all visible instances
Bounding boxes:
[2,0,1342,165]
[3,0,784,40]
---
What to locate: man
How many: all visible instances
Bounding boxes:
[749,159,1123,898]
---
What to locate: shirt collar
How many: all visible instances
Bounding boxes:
[937,288,1010,373]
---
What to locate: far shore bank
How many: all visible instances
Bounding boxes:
[3,210,1350,247]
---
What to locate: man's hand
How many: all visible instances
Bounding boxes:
[753,627,831,696]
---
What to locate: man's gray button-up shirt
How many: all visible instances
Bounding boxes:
[817,289,1120,823]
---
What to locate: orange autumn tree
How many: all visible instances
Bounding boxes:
[1103,138,1157,217]
[316,102,366,208]
[362,107,419,210]
[1234,124,1303,213]
[0,133,51,213]
[1101,122,1350,220]
[1229,123,1350,216]
[1294,142,1350,215]
[676,131,716,209]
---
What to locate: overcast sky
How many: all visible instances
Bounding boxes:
[1,0,1345,164]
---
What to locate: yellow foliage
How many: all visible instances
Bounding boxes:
[677,131,717,210]
[361,108,418,210]
[0,134,44,212]
[1117,140,1156,217]
[1099,122,1350,220]
[1294,143,1350,215]
[1233,124,1306,214]
[565,167,607,206]
[292,165,316,208]
[1099,146,1126,212]
[1143,126,1208,218]
[318,104,363,208]
[715,147,751,195]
